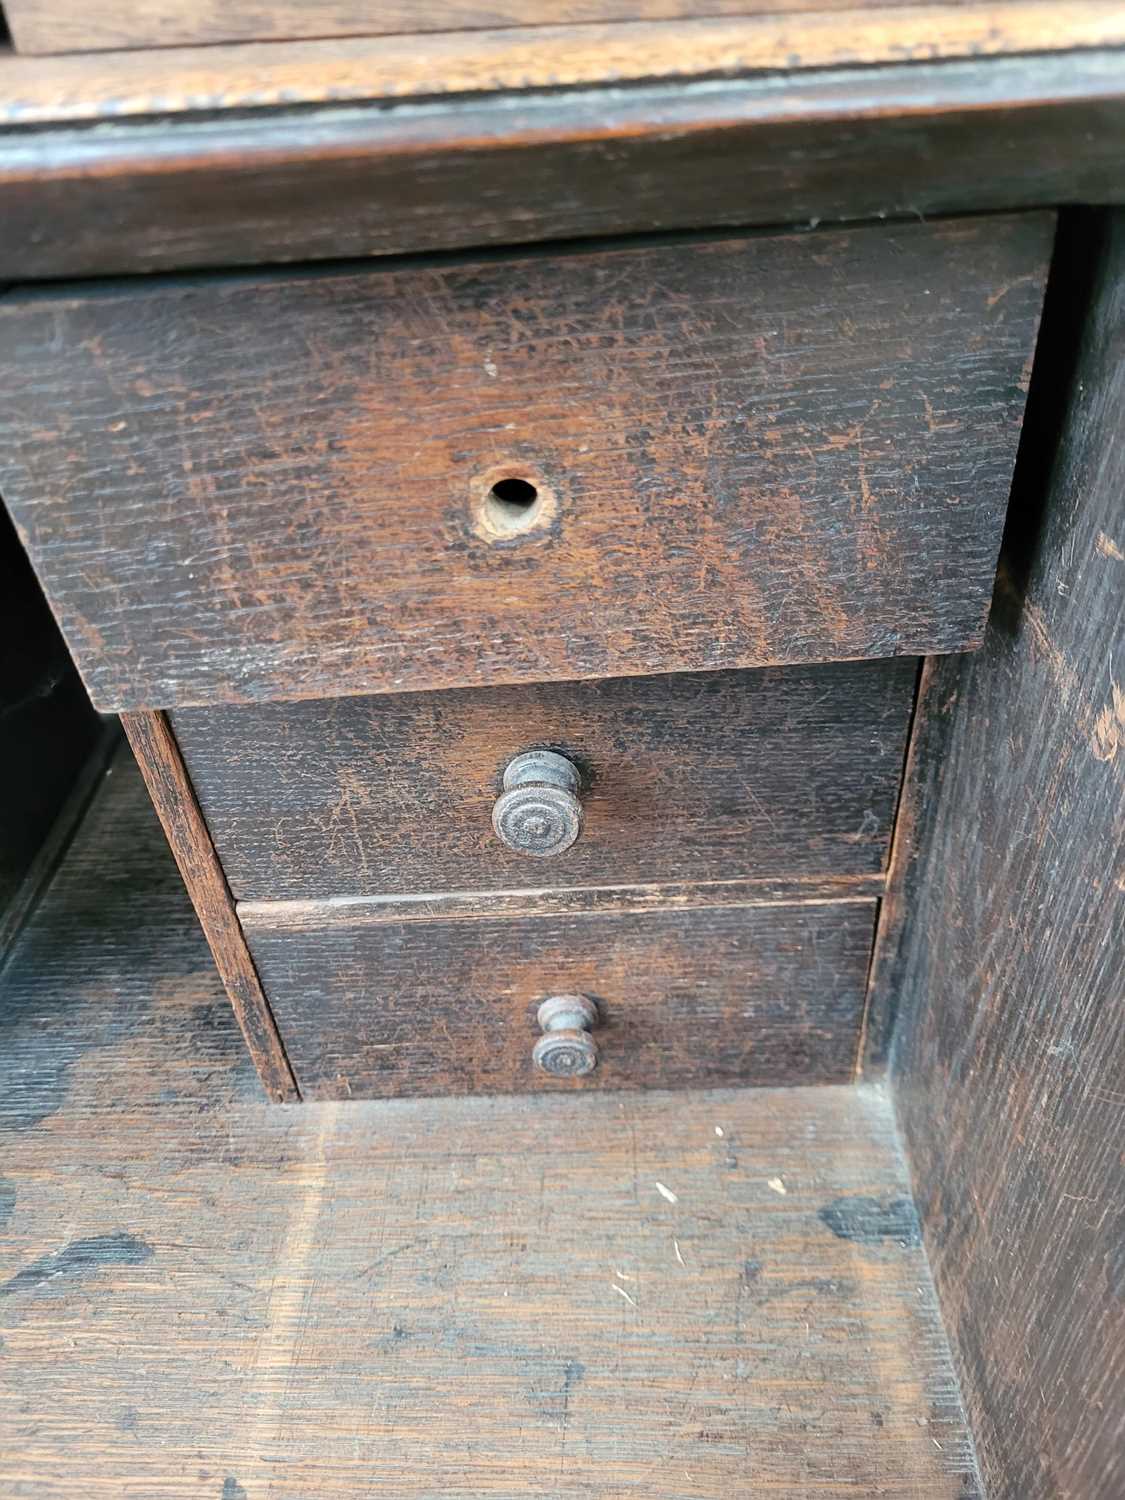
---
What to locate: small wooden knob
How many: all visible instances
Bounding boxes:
[492,750,583,858]
[532,995,599,1078]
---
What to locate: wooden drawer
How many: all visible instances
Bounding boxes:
[0,215,1049,712]
[172,657,916,901]
[240,896,877,1099]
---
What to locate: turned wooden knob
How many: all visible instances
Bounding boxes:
[532,995,599,1078]
[492,750,583,858]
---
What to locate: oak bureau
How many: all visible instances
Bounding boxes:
[0,8,1122,1495]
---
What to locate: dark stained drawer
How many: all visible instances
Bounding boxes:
[239,897,878,1099]
[171,658,917,901]
[0,215,1050,712]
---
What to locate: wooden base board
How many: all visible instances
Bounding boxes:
[0,752,980,1496]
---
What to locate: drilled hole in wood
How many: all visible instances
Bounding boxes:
[485,476,540,533]
[473,469,554,539]
[491,476,537,510]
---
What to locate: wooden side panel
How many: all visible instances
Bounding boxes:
[0,217,1050,711]
[243,898,877,1098]
[120,711,299,1102]
[172,659,917,901]
[889,212,1125,1498]
[0,501,105,954]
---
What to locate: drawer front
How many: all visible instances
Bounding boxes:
[242,899,877,1099]
[0,216,1049,712]
[173,658,915,901]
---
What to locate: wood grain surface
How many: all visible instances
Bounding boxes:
[5,3,1123,112]
[0,752,980,1494]
[0,0,986,56]
[0,217,1049,712]
[242,898,878,1098]
[120,712,298,1102]
[172,659,916,901]
[889,211,1125,1497]
[0,51,1115,282]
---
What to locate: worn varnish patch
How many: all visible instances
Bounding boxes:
[0,216,1049,711]
[0,754,980,1496]
[1090,681,1125,763]
[819,1194,921,1245]
[0,1231,154,1298]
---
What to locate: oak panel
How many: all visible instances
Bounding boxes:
[888,211,1125,1497]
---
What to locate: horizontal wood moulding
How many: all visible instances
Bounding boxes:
[172,660,917,902]
[0,217,1049,711]
[0,53,1117,281]
[241,898,879,1098]
[3,3,1123,116]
